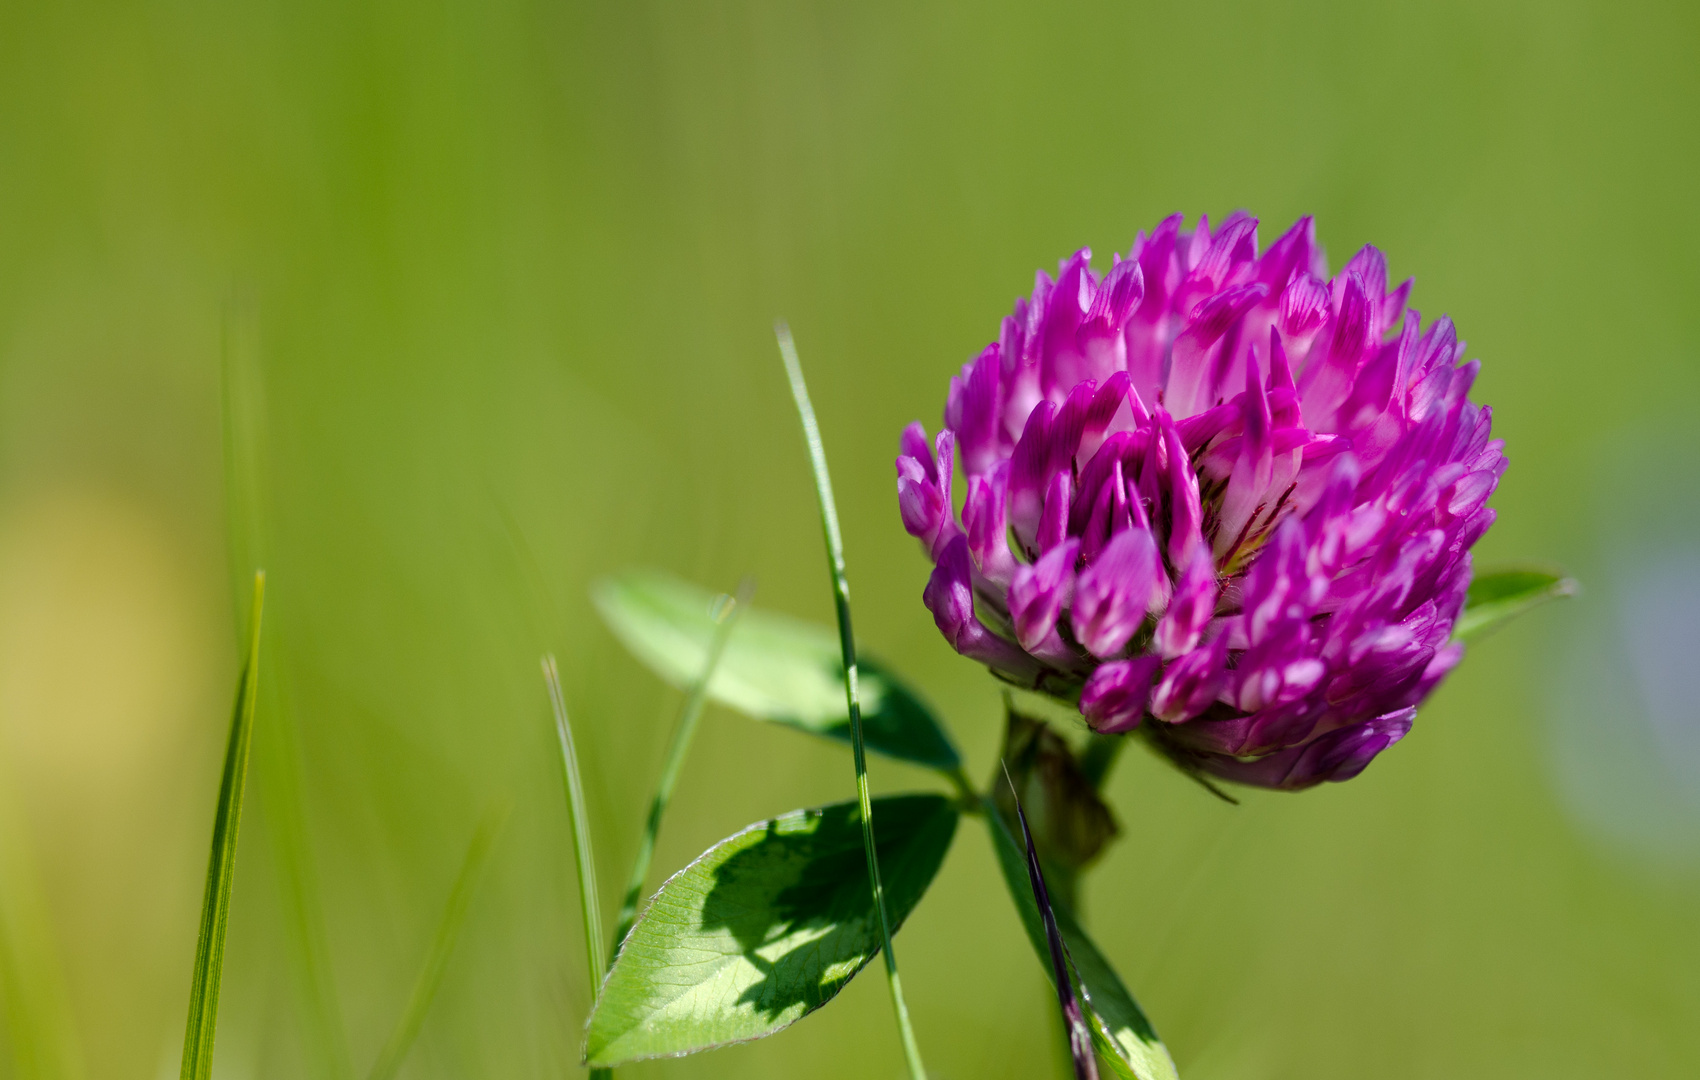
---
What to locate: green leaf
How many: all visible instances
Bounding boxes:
[1453,567,1576,642]
[592,568,960,771]
[612,580,752,955]
[180,571,266,1080]
[583,794,958,1066]
[984,808,1178,1080]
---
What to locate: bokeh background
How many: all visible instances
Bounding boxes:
[1,1,1697,1077]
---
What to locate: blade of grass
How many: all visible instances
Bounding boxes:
[776,322,928,1080]
[1004,766,1099,1080]
[542,655,608,1078]
[611,578,755,953]
[179,570,266,1080]
[366,804,510,1080]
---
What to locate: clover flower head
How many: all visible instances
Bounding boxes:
[898,213,1504,790]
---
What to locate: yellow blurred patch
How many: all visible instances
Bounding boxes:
[0,488,209,794]
[0,487,221,1079]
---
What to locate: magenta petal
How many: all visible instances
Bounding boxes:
[949,343,1005,476]
[1204,708,1414,790]
[965,462,1016,588]
[1298,272,1372,431]
[1278,274,1330,340]
[1039,250,1094,399]
[1075,527,1164,659]
[1080,457,1136,566]
[1076,371,1138,466]
[1257,215,1319,291]
[1085,257,1146,328]
[1007,400,1057,550]
[923,536,1041,681]
[895,422,962,559]
[1080,656,1162,733]
[1218,352,1275,555]
[1009,539,1079,653]
[896,455,944,540]
[1036,470,1073,555]
[1166,282,1269,419]
[1160,415,1205,567]
[1151,636,1229,723]
[1342,245,1389,310]
[899,421,935,479]
[1155,547,1217,659]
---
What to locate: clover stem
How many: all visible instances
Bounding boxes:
[1078,733,1126,791]
[777,322,929,1080]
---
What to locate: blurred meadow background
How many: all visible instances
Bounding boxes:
[1,0,1698,1078]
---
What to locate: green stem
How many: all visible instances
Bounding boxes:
[948,767,982,810]
[777,323,928,1080]
[1078,734,1125,792]
[541,658,607,1006]
[610,579,754,952]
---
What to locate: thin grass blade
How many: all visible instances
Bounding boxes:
[776,322,927,1080]
[1005,767,1099,1080]
[611,578,754,953]
[542,658,606,997]
[366,804,509,1080]
[983,806,1177,1080]
[179,571,266,1080]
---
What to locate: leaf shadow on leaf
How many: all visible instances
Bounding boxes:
[696,796,954,1024]
[584,794,956,1066]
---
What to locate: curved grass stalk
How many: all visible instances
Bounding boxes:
[776,323,928,1080]
[179,571,265,1080]
[543,656,605,985]
[1003,767,1098,1080]
[542,656,609,1080]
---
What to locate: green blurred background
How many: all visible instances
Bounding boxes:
[1,0,1697,1077]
